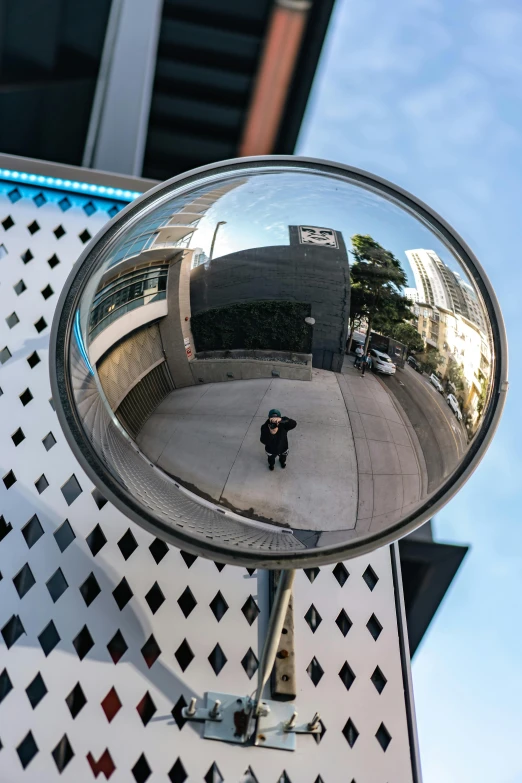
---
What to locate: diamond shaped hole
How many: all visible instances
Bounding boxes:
[209,591,228,622]
[333,562,349,586]
[86,523,107,556]
[132,753,151,783]
[12,427,25,445]
[54,519,75,552]
[113,577,133,610]
[46,567,68,603]
[362,564,379,591]
[101,687,122,723]
[141,634,161,668]
[376,722,392,751]
[13,563,36,599]
[66,682,87,718]
[118,528,138,560]
[342,718,359,748]
[339,661,356,691]
[304,604,322,633]
[367,613,383,640]
[204,762,224,783]
[26,672,47,709]
[208,643,227,675]
[241,648,259,680]
[107,629,128,664]
[42,432,56,450]
[241,595,260,625]
[174,639,194,672]
[38,620,59,656]
[22,515,44,548]
[17,731,38,769]
[73,625,94,660]
[150,537,169,563]
[304,567,320,583]
[61,474,82,505]
[371,666,387,694]
[136,691,156,726]
[306,657,324,686]
[52,735,74,773]
[27,351,41,368]
[168,757,188,783]
[80,572,101,606]
[145,581,165,614]
[177,586,197,618]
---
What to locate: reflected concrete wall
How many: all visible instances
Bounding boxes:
[159,251,196,388]
[190,227,350,373]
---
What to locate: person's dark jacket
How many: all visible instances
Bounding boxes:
[260,417,297,455]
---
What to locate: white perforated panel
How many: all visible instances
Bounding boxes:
[0,169,418,782]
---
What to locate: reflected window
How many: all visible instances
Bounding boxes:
[89,265,168,340]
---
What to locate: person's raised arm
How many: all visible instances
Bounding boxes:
[282,417,297,431]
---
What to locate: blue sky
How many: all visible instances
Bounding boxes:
[298,1,522,781]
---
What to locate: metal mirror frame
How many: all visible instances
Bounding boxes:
[49,156,509,568]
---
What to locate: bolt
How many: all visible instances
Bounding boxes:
[285,711,298,730]
[209,699,221,719]
[308,712,321,731]
[257,734,266,742]
[186,698,197,717]
[278,649,289,659]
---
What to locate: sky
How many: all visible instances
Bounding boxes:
[297,1,522,781]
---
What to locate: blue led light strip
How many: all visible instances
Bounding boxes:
[0,168,142,202]
[74,311,94,375]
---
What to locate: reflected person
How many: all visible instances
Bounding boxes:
[361,350,372,376]
[260,409,297,471]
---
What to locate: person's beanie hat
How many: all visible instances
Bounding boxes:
[269,409,281,418]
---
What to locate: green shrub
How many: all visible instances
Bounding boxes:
[191,300,312,353]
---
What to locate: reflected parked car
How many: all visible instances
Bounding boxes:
[407,355,422,372]
[429,373,444,393]
[370,349,396,375]
[447,393,463,421]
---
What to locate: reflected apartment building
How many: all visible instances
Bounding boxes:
[405,249,491,426]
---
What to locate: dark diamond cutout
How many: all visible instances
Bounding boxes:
[145,581,165,614]
[34,317,47,334]
[48,253,60,268]
[73,625,94,660]
[61,474,82,505]
[17,731,38,769]
[333,562,349,586]
[113,577,133,610]
[35,474,49,494]
[313,720,327,747]
[277,773,292,783]
[54,519,75,552]
[108,205,120,218]
[342,718,359,747]
[41,284,54,300]
[304,567,320,583]
[209,591,228,622]
[2,614,25,648]
[363,564,379,591]
[208,643,227,675]
[179,550,197,568]
[42,431,56,450]
[246,567,256,576]
[66,682,87,718]
[79,229,91,243]
[26,672,47,708]
[0,669,13,704]
[107,630,128,664]
[8,188,21,203]
[58,197,72,211]
[101,687,122,723]
[175,640,194,672]
[132,754,151,783]
[49,396,55,409]
[6,312,19,328]
[13,563,36,598]
[376,722,392,751]
[0,515,13,541]
[2,215,14,230]
[92,488,107,509]
[33,193,47,207]
[27,350,41,368]
[241,648,259,679]
[28,220,39,234]
[136,691,156,725]
[3,469,16,489]
[150,537,169,563]
[241,595,260,625]
[243,767,259,783]
[86,523,107,556]
[12,427,25,445]
[304,604,322,633]
[22,512,44,546]
[0,346,12,364]
[371,666,387,694]
[339,661,356,691]
[20,388,33,405]
[21,248,34,263]
[52,734,74,772]
[204,762,224,783]
[171,695,188,730]
[118,528,138,560]
[80,572,101,606]
[87,749,116,779]
[214,561,225,572]
[367,613,383,640]
[141,634,161,668]
[54,225,65,239]
[306,657,324,686]
[83,201,96,216]
[46,567,68,602]
[168,757,188,783]
[177,586,197,618]
[14,279,27,295]
[38,620,59,656]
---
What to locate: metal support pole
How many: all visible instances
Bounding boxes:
[254,569,296,713]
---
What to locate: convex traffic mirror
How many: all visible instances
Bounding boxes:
[50,157,507,569]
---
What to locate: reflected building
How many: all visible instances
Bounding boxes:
[405,248,491,427]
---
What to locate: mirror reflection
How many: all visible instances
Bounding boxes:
[66,164,495,560]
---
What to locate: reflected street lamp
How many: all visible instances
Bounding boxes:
[209,220,227,260]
